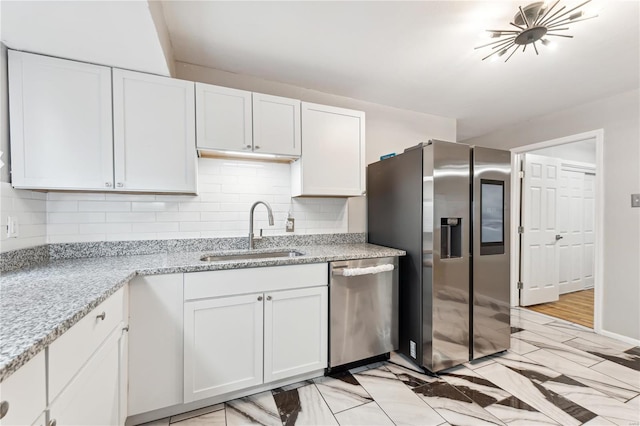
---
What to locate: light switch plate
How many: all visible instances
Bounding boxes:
[632,194,640,208]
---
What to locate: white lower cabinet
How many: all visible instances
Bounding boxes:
[264,287,328,383]
[128,274,183,416]
[184,294,264,403]
[48,330,120,426]
[0,352,46,426]
[183,264,329,404]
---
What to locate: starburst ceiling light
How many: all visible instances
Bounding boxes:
[476,0,598,62]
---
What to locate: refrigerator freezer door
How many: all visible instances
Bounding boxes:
[472,147,511,359]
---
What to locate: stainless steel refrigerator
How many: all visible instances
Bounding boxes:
[367,140,511,372]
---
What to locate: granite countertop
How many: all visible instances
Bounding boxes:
[0,243,405,382]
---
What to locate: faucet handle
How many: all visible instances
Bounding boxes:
[254,229,263,241]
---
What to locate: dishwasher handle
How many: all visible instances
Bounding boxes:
[333,264,395,277]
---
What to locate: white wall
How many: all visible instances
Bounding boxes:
[174,62,457,233]
[464,89,640,342]
[46,158,347,243]
[530,139,596,164]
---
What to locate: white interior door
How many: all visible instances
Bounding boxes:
[520,154,561,306]
[557,165,596,294]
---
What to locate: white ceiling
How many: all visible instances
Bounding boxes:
[0,1,171,76]
[161,0,640,140]
[1,1,637,141]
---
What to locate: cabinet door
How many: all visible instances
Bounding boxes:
[264,287,328,383]
[184,294,263,403]
[8,50,113,190]
[293,102,365,196]
[195,83,252,152]
[0,352,45,426]
[128,275,183,416]
[252,93,301,156]
[113,69,197,193]
[49,330,120,426]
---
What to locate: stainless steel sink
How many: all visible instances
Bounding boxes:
[200,250,304,262]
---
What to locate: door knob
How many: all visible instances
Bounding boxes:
[555,234,563,240]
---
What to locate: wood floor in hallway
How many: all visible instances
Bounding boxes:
[526,288,594,328]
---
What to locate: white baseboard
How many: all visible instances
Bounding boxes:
[599,329,640,347]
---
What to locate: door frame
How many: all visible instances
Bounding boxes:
[509,129,604,333]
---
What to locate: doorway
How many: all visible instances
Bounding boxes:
[510,130,604,332]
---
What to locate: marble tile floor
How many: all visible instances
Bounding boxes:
[141,308,640,426]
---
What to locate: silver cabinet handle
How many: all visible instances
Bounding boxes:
[48,419,57,426]
[0,400,9,419]
[105,182,112,188]
[555,234,563,240]
[244,144,252,150]
[255,145,261,150]
[257,296,263,301]
[96,312,106,321]
[266,295,272,301]
[116,182,124,188]
[122,325,129,332]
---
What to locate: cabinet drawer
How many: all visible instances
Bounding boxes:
[0,352,45,426]
[49,288,124,400]
[184,263,328,300]
[49,329,120,426]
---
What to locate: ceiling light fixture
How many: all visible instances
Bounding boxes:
[476,0,598,62]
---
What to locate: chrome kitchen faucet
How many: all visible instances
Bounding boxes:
[249,201,274,249]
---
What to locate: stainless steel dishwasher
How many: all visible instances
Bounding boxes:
[329,256,399,369]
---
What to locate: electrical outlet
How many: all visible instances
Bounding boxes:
[7,216,18,238]
[632,194,640,208]
[285,217,295,232]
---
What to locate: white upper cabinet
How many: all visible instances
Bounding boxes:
[195,83,252,152]
[252,93,301,156]
[292,102,365,197]
[195,83,301,157]
[113,69,197,193]
[8,51,197,194]
[8,50,114,190]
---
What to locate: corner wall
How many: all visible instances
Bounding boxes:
[463,89,640,341]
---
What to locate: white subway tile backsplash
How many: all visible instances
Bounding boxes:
[78,223,132,235]
[47,224,79,235]
[47,192,106,201]
[0,183,47,252]
[79,201,131,212]
[48,234,106,243]
[132,222,180,233]
[47,201,79,212]
[48,212,105,224]
[131,202,179,212]
[178,202,220,212]
[105,232,157,241]
[39,158,348,244]
[156,211,201,222]
[105,212,155,223]
[179,221,219,232]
